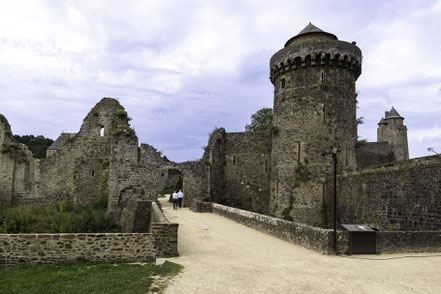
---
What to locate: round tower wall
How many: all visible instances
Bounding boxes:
[269,35,361,225]
[378,118,409,161]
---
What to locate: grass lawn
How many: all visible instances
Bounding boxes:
[0,261,183,294]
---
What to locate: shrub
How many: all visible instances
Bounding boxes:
[115,108,128,118]
[0,198,118,234]
[1,142,19,154]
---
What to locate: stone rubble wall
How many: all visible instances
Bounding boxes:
[211,202,335,254]
[119,199,152,233]
[376,231,441,253]
[0,202,178,266]
[334,155,441,231]
[0,115,35,204]
[177,161,210,208]
[355,142,393,169]
[198,202,441,254]
[0,233,156,266]
[191,199,213,213]
[150,201,178,256]
[204,128,272,214]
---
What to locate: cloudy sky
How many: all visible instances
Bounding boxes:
[1,0,440,162]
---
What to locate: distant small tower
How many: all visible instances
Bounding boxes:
[269,23,362,224]
[377,107,409,161]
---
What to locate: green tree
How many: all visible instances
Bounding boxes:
[245,107,273,132]
[13,135,54,159]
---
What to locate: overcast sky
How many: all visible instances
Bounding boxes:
[1,0,440,162]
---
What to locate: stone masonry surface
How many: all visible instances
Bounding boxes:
[0,200,178,266]
[211,202,336,254]
[333,155,441,231]
[0,233,156,266]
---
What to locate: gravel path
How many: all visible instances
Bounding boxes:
[161,198,441,294]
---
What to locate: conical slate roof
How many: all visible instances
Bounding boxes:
[298,22,326,35]
[385,107,403,119]
[284,22,337,47]
[378,117,387,125]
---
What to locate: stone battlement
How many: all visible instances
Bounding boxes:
[270,50,361,83]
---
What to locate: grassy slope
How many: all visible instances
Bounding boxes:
[0,261,183,294]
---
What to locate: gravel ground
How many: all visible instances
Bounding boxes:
[161,198,441,294]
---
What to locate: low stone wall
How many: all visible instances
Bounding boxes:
[377,231,441,253]
[191,199,213,213]
[150,202,179,256]
[211,203,336,254]
[0,233,156,266]
[0,202,178,266]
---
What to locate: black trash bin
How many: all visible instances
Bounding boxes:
[341,224,376,254]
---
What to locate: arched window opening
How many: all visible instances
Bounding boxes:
[100,127,104,137]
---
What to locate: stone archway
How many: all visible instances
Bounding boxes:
[158,162,209,208]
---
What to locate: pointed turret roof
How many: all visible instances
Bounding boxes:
[385,107,403,119]
[298,22,326,35]
[284,22,337,47]
[378,117,387,125]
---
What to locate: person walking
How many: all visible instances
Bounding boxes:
[177,189,184,208]
[172,191,178,210]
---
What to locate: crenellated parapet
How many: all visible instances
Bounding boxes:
[270,48,362,84]
[269,23,361,84]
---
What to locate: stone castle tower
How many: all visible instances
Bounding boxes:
[377,107,409,161]
[269,23,362,224]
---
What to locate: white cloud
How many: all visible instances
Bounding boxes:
[0,0,440,161]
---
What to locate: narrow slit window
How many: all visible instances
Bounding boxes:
[92,170,95,176]
[297,142,301,164]
[321,72,324,83]
[99,127,104,137]
[233,155,236,165]
[281,78,286,89]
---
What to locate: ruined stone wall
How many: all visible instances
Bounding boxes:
[1,115,17,203]
[21,98,130,205]
[204,128,226,204]
[0,115,36,204]
[0,152,14,203]
[119,199,152,233]
[222,132,271,214]
[176,161,209,207]
[107,137,163,223]
[333,155,441,231]
[203,129,271,214]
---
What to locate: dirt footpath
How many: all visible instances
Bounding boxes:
[161,199,441,294]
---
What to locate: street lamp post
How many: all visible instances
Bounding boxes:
[322,147,338,253]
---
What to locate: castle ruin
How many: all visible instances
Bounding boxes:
[0,23,440,241]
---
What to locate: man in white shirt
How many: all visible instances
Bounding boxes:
[172,191,178,210]
[177,189,184,208]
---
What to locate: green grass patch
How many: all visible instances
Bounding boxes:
[0,261,183,294]
[0,196,118,234]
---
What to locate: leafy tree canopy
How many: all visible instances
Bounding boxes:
[13,135,54,159]
[245,107,273,132]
